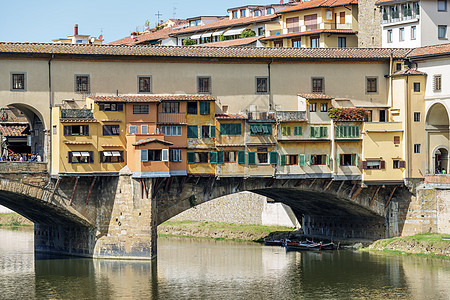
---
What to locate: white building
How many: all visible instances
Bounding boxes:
[377,0,450,48]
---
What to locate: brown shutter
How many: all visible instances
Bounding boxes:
[394,136,400,144]
[362,161,368,169]
[399,160,406,168]
[340,12,345,24]
[89,151,94,163]
[68,152,72,163]
[380,160,386,169]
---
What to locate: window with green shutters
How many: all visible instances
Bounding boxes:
[220,123,241,135]
[293,126,303,136]
[282,126,291,136]
[248,152,256,165]
[335,126,360,138]
[187,125,198,138]
[209,152,218,164]
[238,151,246,164]
[199,101,210,115]
[269,151,278,165]
[187,152,196,164]
[299,154,306,166]
[217,151,224,164]
[310,126,328,138]
[250,123,272,135]
[280,154,287,166]
[210,125,216,138]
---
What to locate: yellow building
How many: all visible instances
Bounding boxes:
[262,0,358,48]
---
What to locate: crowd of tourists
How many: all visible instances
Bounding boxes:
[1,153,41,162]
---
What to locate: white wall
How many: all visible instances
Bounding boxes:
[421,0,450,46]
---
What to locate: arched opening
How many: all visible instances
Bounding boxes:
[426,103,450,173]
[0,104,46,161]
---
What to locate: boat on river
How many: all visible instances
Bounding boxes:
[264,238,284,246]
[284,240,335,251]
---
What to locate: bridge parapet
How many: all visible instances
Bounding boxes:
[0,162,48,186]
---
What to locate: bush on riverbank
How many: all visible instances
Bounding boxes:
[158,220,294,242]
[0,213,33,227]
[364,233,450,258]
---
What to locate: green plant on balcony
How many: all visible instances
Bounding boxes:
[240,29,256,39]
[183,38,196,46]
[219,34,232,41]
[328,107,367,121]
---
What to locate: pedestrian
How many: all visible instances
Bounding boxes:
[442,169,447,175]
[36,153,42,162]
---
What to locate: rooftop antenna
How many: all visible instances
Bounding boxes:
[155,11,163,24]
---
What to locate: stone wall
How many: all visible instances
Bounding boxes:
[358,0,382,48]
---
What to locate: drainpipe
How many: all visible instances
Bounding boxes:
[268,58,273,111]
[405,74,411,180]
[48,54,54,178]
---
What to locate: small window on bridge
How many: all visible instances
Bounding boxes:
[100,151,124,163]
[64,125,89,136]
[310,154,328,165]
[339,154,358,166]
[68,151,93,163]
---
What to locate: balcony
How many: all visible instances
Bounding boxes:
[158,113,186,124]
[276,111,307,122]
[61,109,94,120]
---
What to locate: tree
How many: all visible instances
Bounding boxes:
[183,38,196,46]
[240,29,256,39]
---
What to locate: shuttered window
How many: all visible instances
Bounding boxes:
[187,152,196,164]
[433,75,442,91]
[217,151,224,164]
[209,152,218,164]
[250,124,272,135]
[282,127,291,136]
[199,101,210,115]
[238,151,246,164]
[270,151,278,165]
[299,154,306,166]
[293,126,303,136]
[335,126,360,138]
[286,17,299,33]
[187,125,198,138]
[220,123,241,135]
[310,126,328,138]
[248,152,256,165]
[64,125,89,136]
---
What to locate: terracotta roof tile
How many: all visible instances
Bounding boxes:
[407,43,450,59]
[0,43,412,60]
[0,125,28,136]
[262,29,356,41]
[133,138,173,146]
[109,23,188,46]
[195,36,262,47]
[375,0,396,5]
[89,95,216,103]
[215,114,247,119]
[277,0,358,14]
[391,69,427,76]
[298,93,334,100]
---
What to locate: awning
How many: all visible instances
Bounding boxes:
[212,29,226,36]
[222,27,246,36]
[72,152,82,157]
[81,152,90,157]
[103,151,113,157]
[112,151,122,157]
[191,33,202,39]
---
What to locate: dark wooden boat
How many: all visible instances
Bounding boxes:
[284,240,336,251]
[264,239,284,246]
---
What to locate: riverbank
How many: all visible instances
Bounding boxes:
[0,213,33,227]
[157,220,294,242]
[363,233,450,259]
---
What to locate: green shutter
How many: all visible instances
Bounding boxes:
[310,127,315,137]
[280,154,286,166]
[320,127,328,138]
[248,152,256,165]
[270,151,278,165]
[250,124,258,135]
[294,126,302,136]
[326,154,330,166]
[282,127,291,136]
[187,125,198,138]
[282,127,287,136]
[217,151,224,164]
[210,125,216,138]
[141,149,148,162]
[209,152,218,164]
[355,154,359,166]
[335,126,341,138]
[187,152,196,164]
[262,124,272,134]
[306,154,311,165]
[234,123,242,135]
[299,154,305,166]
[200,101,210,115]
[337,154,341,166]
[238,151,246,164]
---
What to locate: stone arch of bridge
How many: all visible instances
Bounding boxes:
[426,102,450,173]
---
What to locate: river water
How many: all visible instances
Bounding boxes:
[1,228,449,300]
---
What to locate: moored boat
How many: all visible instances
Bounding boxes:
[264,239,284,246]
[284,240,336,251]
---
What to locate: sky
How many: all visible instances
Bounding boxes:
[0,0,279,44]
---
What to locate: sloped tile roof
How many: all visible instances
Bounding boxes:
[391,69,427,76]
[215,114,247,119]
[298,93,334,100]
[89,95,216,103]
[262,29,356,41]
[0,42,412,60]
[0,125,28,136]
[109,23,188,46]
[169,14,278,37]
[195,36,262,47]
[132,138,173,146]
[277,0,358,14]
[407,43,450,59]
[375,0,398,5]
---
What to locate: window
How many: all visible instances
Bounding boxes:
[310,36,320,48]
[438,0,447,11]
[187,101,198,114]
[257,148,269,164]
[256,77,269,94]
[363,160,385,169]
[68,151,93,163]
[366,77,378,93]
[320,103,328,112]
[190,20,200,27]
[293,126,302,135]
[75,75,90,93]
[287,17,300,33]
[292,38,301,48]
[249,124,272,135]
[288,155,298,165]
[224,151,236,163]
[172,126,182,136]
[413,82,421,92]
[273,40,283,47]
[161,126,171,136]
[438,25,448,39]
[254,10,261,17]
[187,125,198,138]
[312,77,324,93]
[434,75,442,91]
[414,144,421,153]
[338,37,346,48]
[310,126,328,138]
[133,105,149,114]
[365,110,373,122]
[187,152,208,164]
[393,160,406,169]
[379,109,387,122]
[138,76,151,93]
[396,63,402,71]
[162,102,180,113]
[240,9,246,17]
[335,126,360,138]
[11,73,25,91]
[399,27,405,41]
[232,10,238,18]
[387,29,393,43]
[100,151,124,163]
[266,8,274,14]
[129,125,137,135]
[411,26,416,40]
[141,125,149,135]
[199,101,210,115]
[53,125,57,135]
[103,125,120,136]
[414,112,420,122]
[198,76,211,94]
[64,125,89,136]
[170,149,182,162]
[141,149,162,162]
[339,154,357,166]
[394,136,401,144]
[201,125,210,138]
[220,123,241,135]
[282,126,291,136]
[257,27,264,36]
[311,154,328,165]
[98,103,124,111]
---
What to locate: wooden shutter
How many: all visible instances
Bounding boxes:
[187,152,196,164]
[89,151,94,163]
[103,125,112,136]
[162,149,169,162]
[209,152,218,164]
[355,154,359,166]
[310,127,316,137]
[394,136,400,144]
[84,125,89,136]
[141,149,149,162]
[200,102,210,115]
[210,125,216,138]
[299,154,305,166]
[217,151,224,164]
[362,161,368,169]
[68,152,72,163]
[270,151,278,165]
[380,160,386,169]
[187,125,198,138]
[326,155,330,166]
[63,125,70,136]
[238,151,246,164]
[399,160,406,168]
[340,12,345,24]
[248,152,256,165]
[280,155,286,166]
[337,154,341,166]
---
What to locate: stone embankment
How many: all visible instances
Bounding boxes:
[367,233,450,258]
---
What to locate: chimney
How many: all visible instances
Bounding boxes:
[74,24,79,35]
